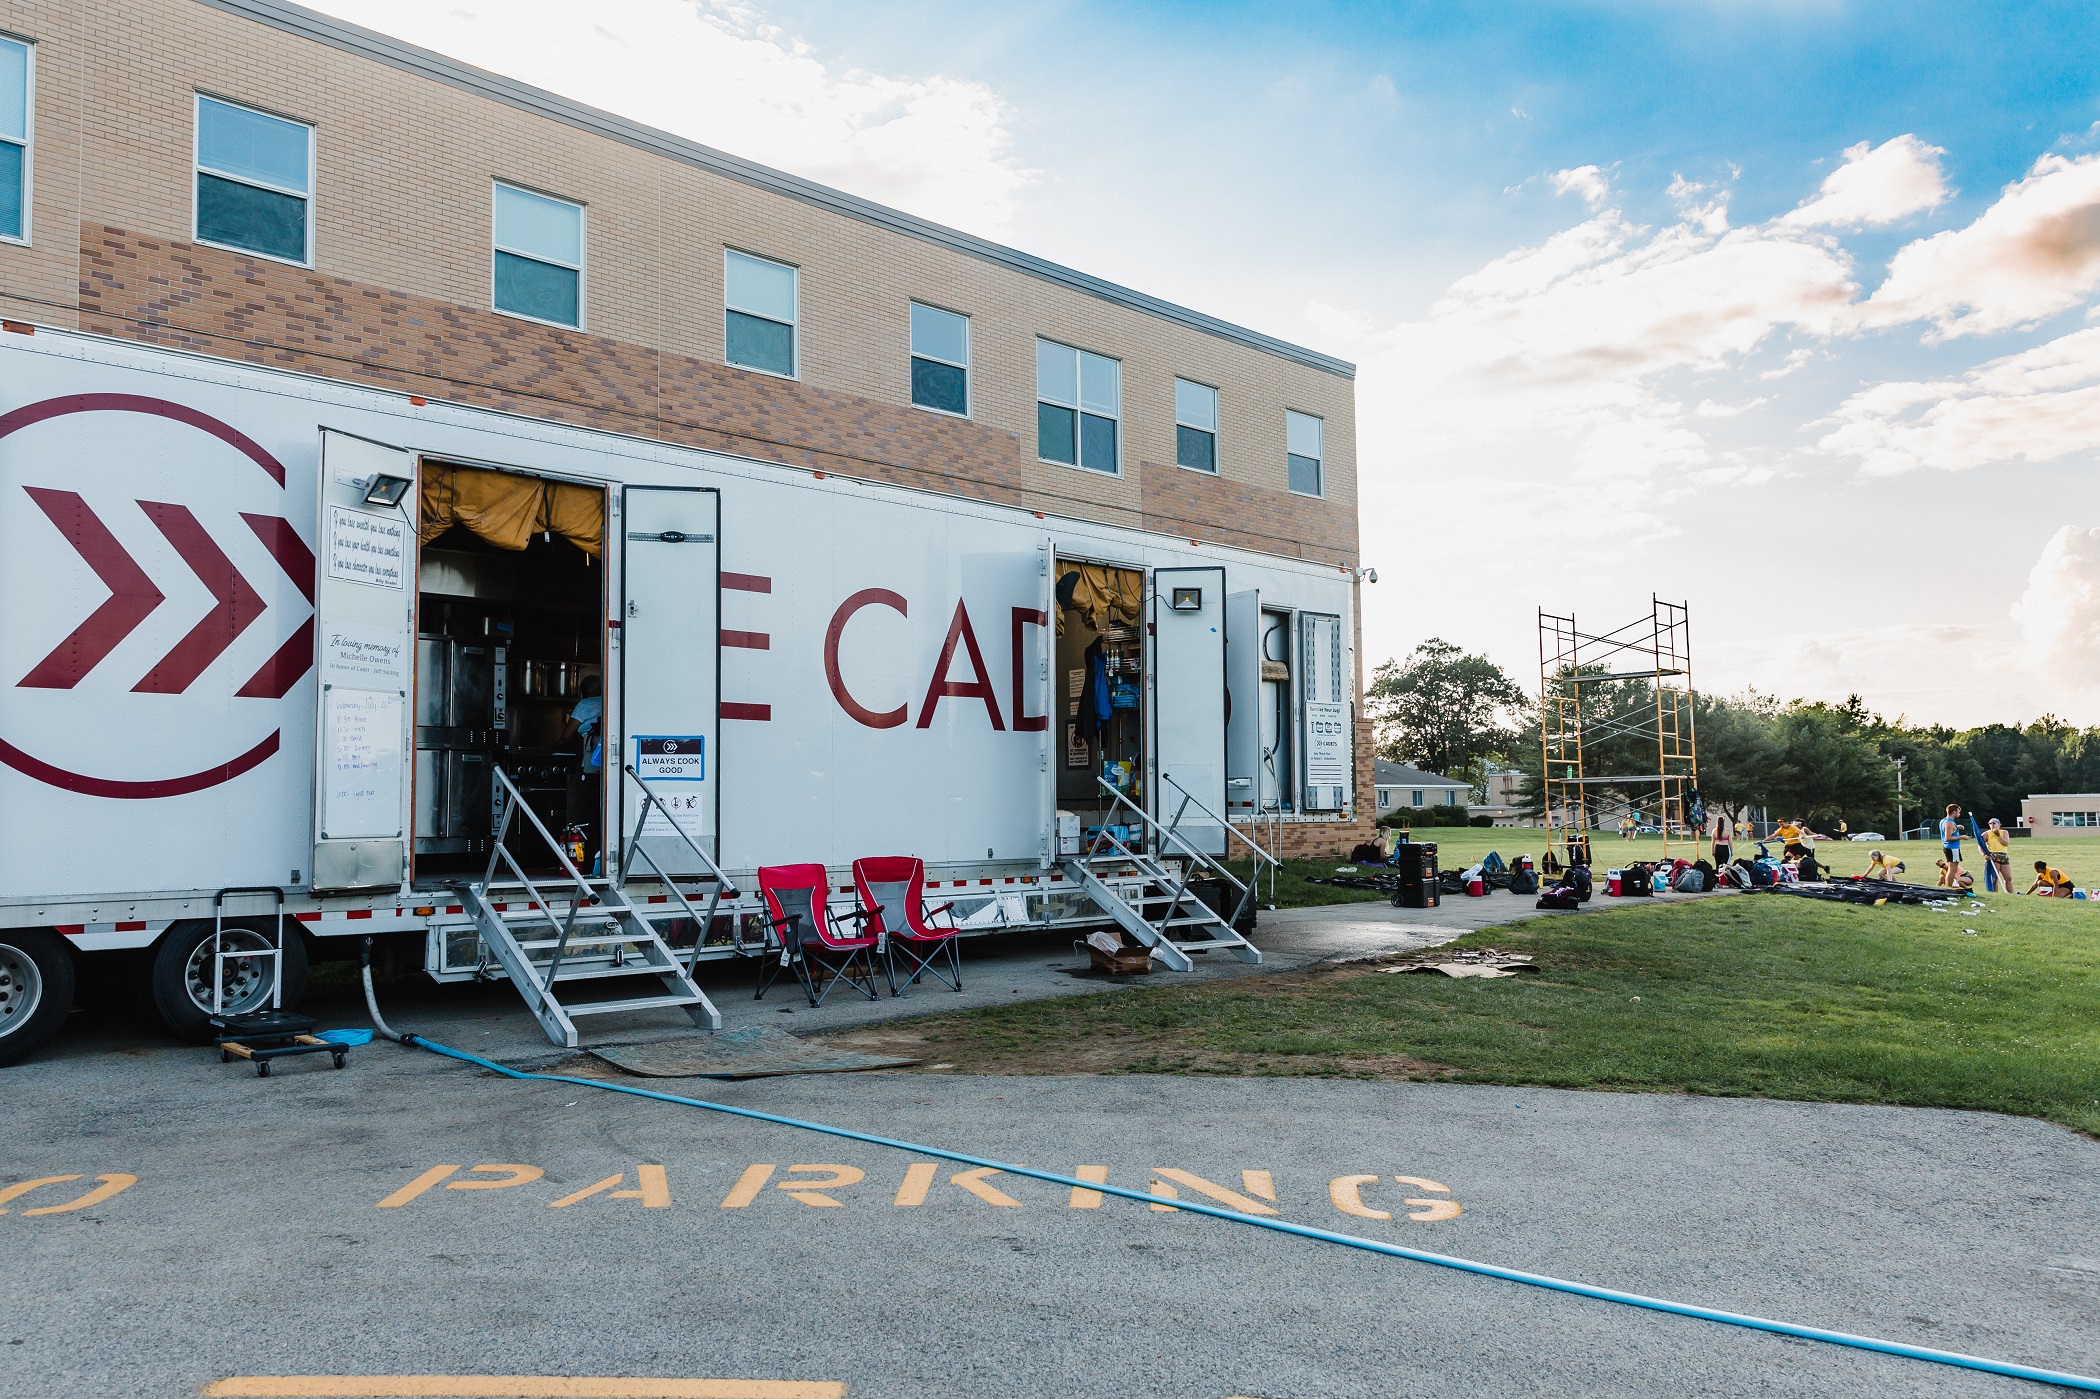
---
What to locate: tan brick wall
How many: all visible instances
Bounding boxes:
[0,0,1357,563]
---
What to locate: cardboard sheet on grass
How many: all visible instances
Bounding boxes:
[1381,949,1539,980]
[591,1026,917,1079]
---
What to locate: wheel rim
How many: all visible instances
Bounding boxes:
[183,930,275,1016]
[0,942,44,1039]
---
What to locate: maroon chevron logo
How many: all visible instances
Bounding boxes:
[16,492,314,696]
[0,394,309,800]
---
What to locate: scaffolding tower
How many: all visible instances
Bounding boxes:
[1538,597,1700,867]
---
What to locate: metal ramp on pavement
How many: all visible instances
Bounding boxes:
[1060,776,1276,971]
[464,766,737,1048]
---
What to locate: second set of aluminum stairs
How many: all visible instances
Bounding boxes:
[464,765,736,1048]
[1060,776,1274,971]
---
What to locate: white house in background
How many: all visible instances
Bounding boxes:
[1373,760,1471,814]
[1474,763,1535,827]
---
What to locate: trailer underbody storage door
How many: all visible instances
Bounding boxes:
[619,486,720,871]
[310,430,417,892]
[1152,565,1227,856]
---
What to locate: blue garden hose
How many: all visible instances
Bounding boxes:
[397,1031,2100,1392]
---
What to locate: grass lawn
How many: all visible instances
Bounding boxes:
[837,891,2100,1137]
[1287,828,2100,892]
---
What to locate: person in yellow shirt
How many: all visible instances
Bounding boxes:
[2027,861,2076,897]
[1773,818,1810,860]
[1865,849,1905,881]
[1981,819,2013,892]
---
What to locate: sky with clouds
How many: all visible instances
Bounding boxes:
[309,0,2100,729]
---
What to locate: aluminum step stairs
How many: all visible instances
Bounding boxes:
[1059,776,1275,972]
[465,879,718,1049]
[1060,855,1259,971]
[468,766,728,1049]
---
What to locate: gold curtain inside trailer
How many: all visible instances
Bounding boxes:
[419,462,603,557]
[1055,562,1143,637]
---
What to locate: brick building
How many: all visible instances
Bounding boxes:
[0,0,1370,856]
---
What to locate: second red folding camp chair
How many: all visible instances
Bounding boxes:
[755,863,880,1007]
[852,856,963,995]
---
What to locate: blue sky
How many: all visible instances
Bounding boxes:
[318,0,2100,726]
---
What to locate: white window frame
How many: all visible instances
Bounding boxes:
[1286,409,1325,499]
[1036,336,1122,476]
[191,92,315,269]
[909,300,970,418]
[491,180,587,331]
[724,247,799,381]
[1411,790,1423,807]
[0,34,33,248]
[1377,789,1391,809]
[1174,376,1220,475]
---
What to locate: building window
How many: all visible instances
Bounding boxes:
[194,95,312,265]
[1287,410,1324,497]
[492,182,584,328]
[1377,790,1391,809]
[1037,338,1120,473]
[726,249,797,378]
[2051,811,2099,828]
[1175,378,1218,473]
[0,38,29,244]
[1411,790,1423,807]
[1445,790,1458,806]
[910,302,968,416]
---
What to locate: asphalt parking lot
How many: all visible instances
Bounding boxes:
[9,984,2100,1399]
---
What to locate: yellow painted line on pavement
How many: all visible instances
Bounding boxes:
[201,1378,844,1398]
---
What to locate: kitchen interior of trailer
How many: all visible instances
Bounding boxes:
[411,459,607,883]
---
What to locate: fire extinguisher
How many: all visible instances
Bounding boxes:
[563,823,588,869]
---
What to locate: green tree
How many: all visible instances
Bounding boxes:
[1366,638,1526,782]
[1691,691,1781,821]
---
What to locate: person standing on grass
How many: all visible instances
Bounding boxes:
[1982,819,2013,893]
[1940,804,1965,888]
[1774,816,1810,860]
[1711,814,1733,867]
[2027,861,2076,897]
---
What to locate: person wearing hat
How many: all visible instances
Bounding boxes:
[1981,818,2013,893]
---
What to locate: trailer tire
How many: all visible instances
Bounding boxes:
[148,921,308,1043]
[0,930,76,1067]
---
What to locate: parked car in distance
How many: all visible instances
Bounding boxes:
[1848,832,1887,842]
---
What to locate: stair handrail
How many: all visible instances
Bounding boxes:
[482,765,597,999]
[1086,777,1264,933]
[1158,771,1281,873]
[618,764,741,972]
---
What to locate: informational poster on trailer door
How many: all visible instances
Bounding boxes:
[324,504,407,590]
[1306,702,1350,786]
[321,687,404,838]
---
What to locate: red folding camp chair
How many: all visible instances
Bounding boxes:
[755,864,880,1007]
[852,856,963,995]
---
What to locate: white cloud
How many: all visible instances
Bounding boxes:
[1817,326,2100,474]
[1549,165,1610,207]
[2014,526,2100,687]
[1781,135,1949,229]
[305,0,1029,236]
[1861,152,2100,338]
[1339,191,1855,497]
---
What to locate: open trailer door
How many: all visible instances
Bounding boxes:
[619,486,720,872]
[1300,610,1352,811]
[1152,565,1227,856]
[310,429,417,893]
[1225,588,1262,826]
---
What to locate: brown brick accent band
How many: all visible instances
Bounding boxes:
[76,224,1357,563]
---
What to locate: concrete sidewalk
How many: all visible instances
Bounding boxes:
[38,886,1603,1070]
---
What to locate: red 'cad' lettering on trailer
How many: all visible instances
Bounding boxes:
[0,395,313,798]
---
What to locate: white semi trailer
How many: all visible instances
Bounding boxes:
[0,327,1358,1060]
